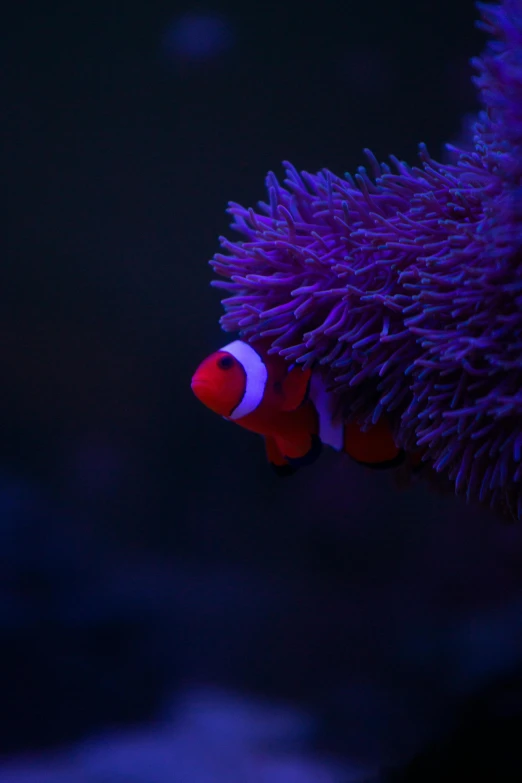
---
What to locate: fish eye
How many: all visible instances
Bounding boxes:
[217,355,234,370]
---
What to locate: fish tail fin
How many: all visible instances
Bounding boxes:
[343,417,403,469]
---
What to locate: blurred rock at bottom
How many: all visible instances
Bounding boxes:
[0,686,370,783]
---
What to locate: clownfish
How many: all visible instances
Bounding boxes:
[191,339,405,476]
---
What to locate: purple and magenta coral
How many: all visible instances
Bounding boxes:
[210,0,522,520]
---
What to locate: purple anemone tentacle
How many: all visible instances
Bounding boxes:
[209,0,522,519]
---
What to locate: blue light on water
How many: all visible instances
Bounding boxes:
[162,12,234,63]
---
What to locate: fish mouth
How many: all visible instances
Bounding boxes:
[191,378,207,394]
[191,377,213,407]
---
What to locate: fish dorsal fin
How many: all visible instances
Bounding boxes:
[280,366,312,411]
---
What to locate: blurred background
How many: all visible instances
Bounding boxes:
[2,0,522,780]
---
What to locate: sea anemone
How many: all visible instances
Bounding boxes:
[210,0,522,520]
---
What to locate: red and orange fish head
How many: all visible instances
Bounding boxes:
[191,349,246,416]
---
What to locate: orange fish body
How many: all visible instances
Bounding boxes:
[191,339,404,475]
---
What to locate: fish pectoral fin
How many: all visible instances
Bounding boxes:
[279,367,312,411]
[275,432,322,466]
